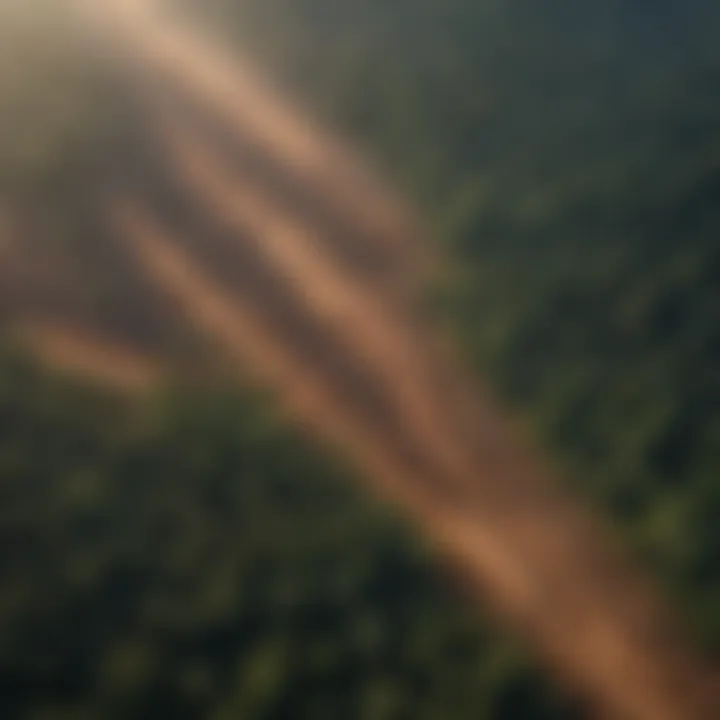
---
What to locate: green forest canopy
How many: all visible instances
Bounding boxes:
[0,0,718,717]
[0,351,582,719]
[177,0,720,652]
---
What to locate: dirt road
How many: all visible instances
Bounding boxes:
[11,320,160,390]
[53,1,717,718]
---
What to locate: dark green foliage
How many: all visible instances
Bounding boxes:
[175,0,720,653]
[3,0,719,715]
[0,353,581,719]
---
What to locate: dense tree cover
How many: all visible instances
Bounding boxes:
[175,0,720,653]
[1,1,718,716]
[0,351,581,719]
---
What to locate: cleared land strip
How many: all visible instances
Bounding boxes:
[9,320,161,391]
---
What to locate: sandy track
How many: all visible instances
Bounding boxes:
[116,117,713,720]
[59,1,718,718]
[73,0,429,294]
[113,197,544,649]
[10,320,161,391]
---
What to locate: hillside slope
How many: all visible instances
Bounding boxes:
[0,1,717,718]
[175,0,720,656]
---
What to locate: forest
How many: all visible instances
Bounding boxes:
[1,0,718,717]
[181,0,720,652]
[0,348,582,719]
